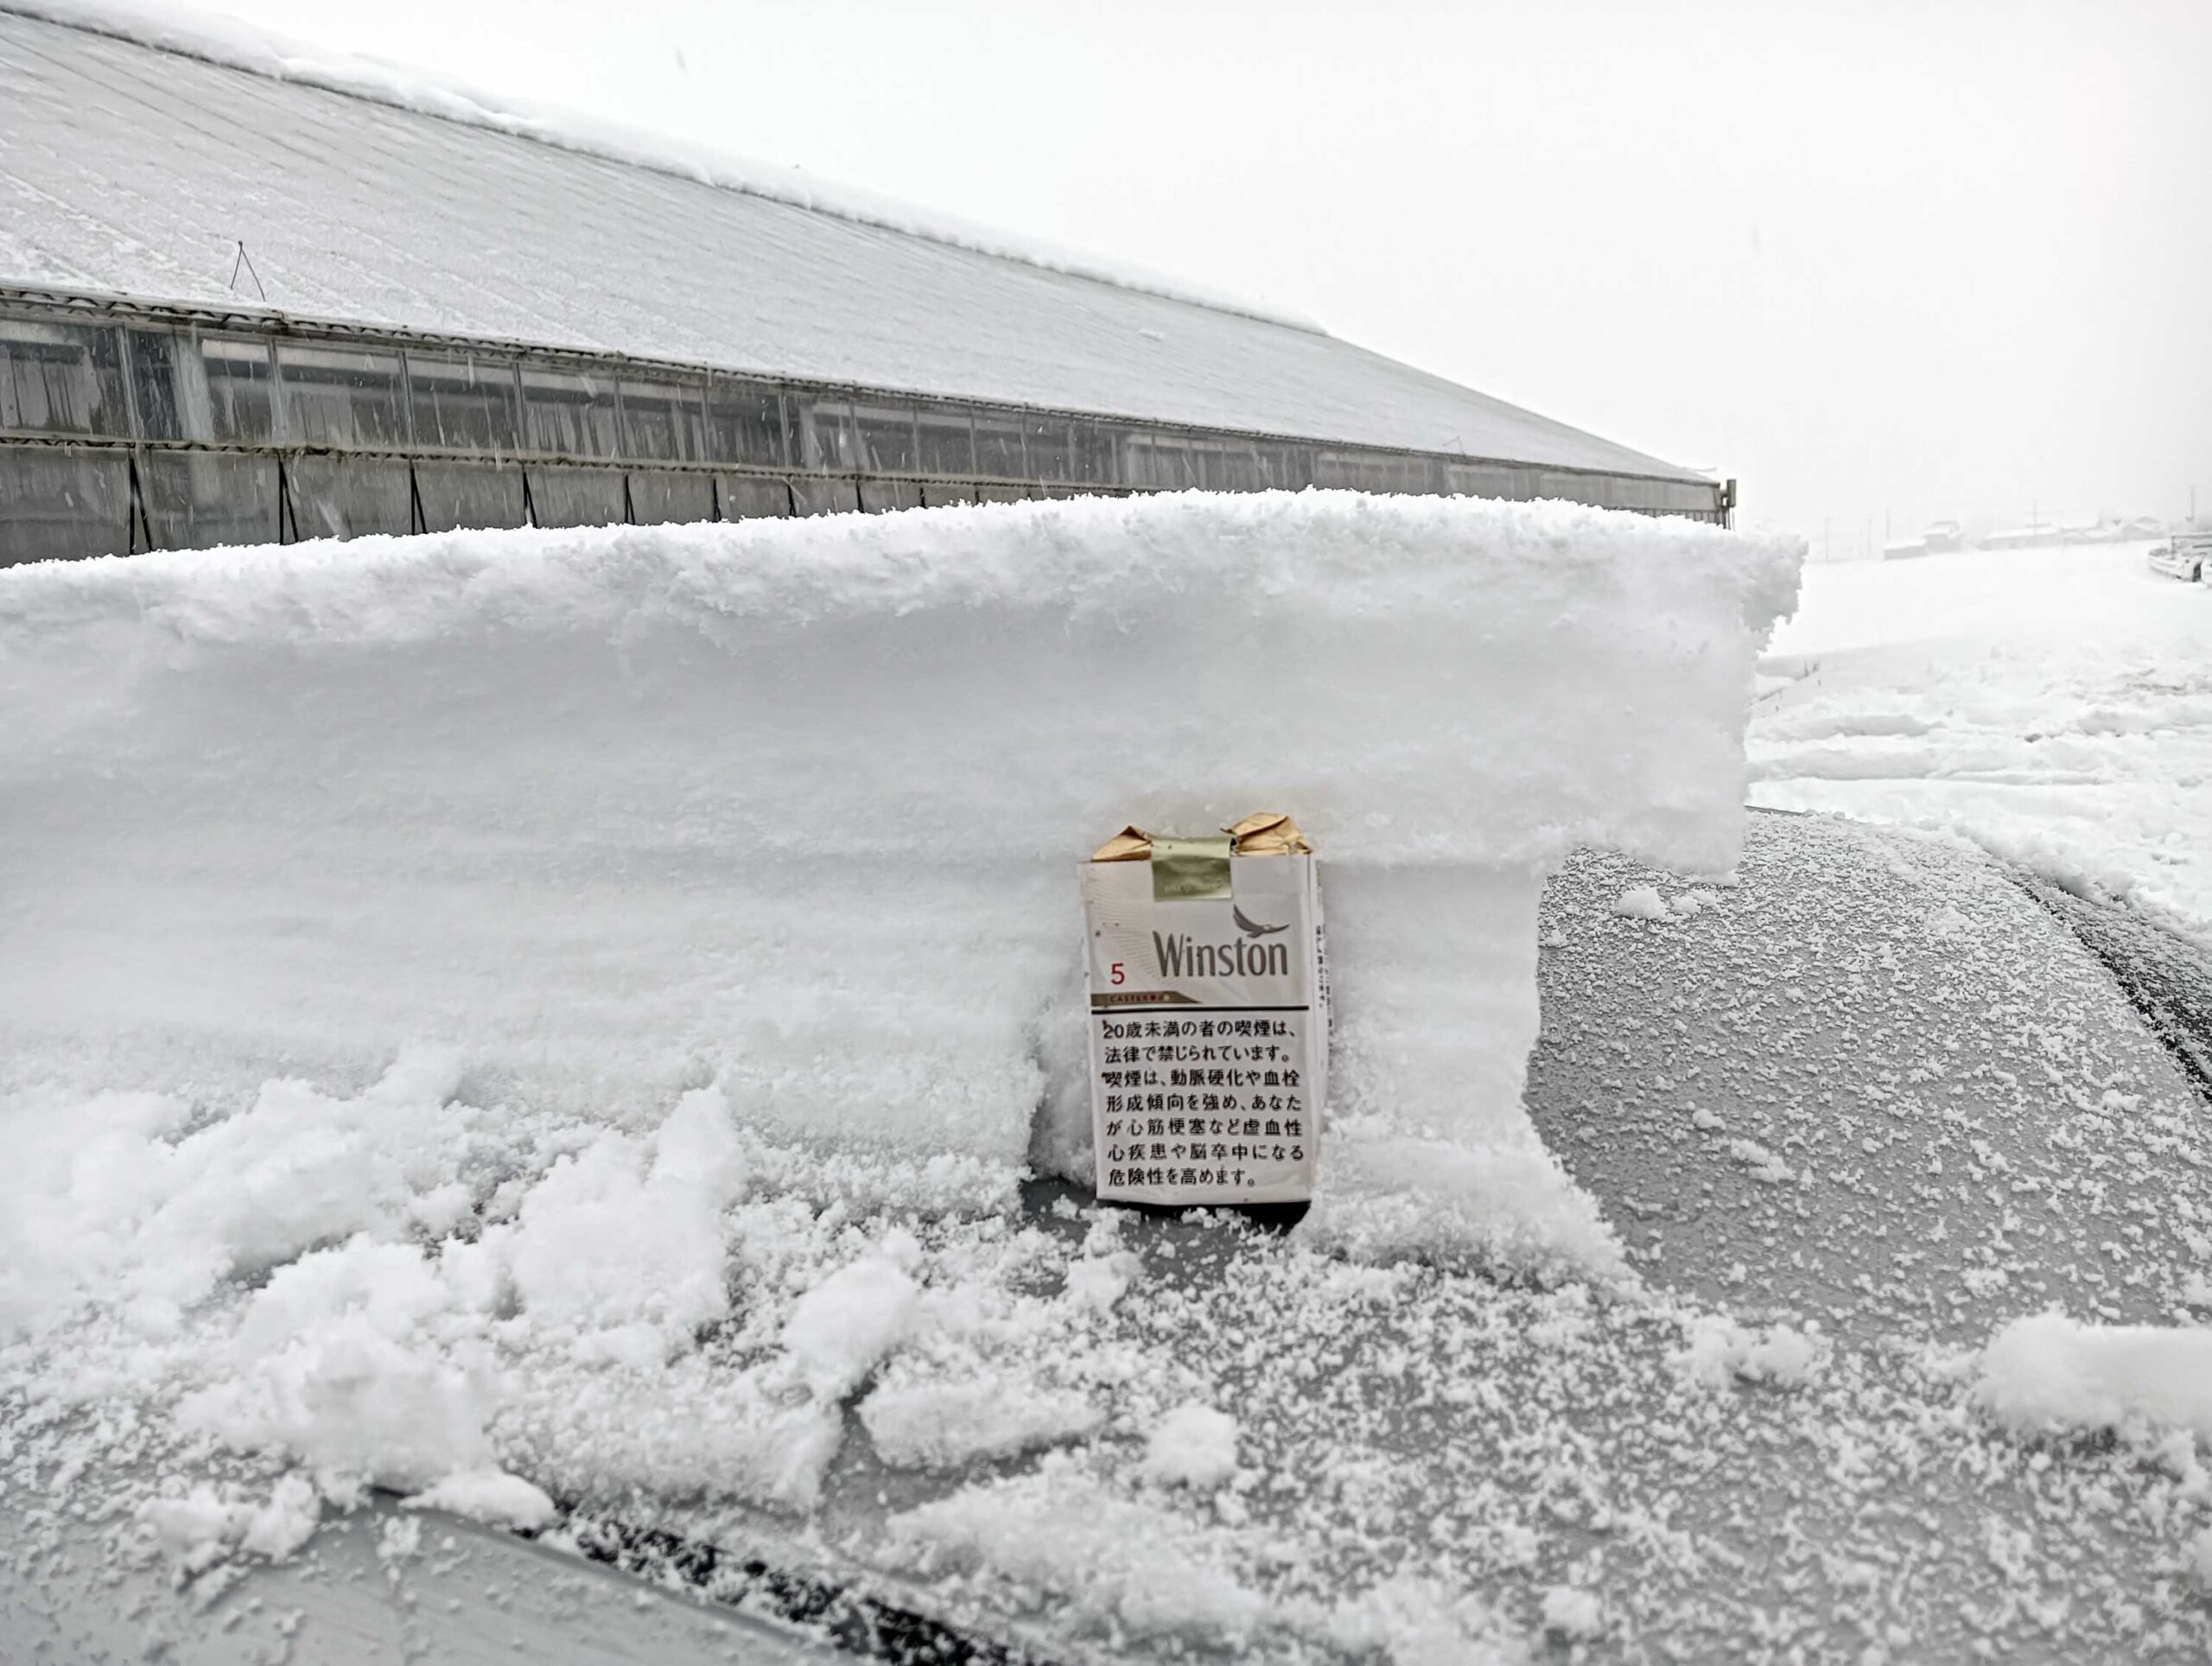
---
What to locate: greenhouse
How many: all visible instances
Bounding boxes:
[0,4,1729,561]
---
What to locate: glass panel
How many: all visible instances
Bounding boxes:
[704,378,788,467]
[1070,422,1117,486]
[0,445,132,563]
[1127,436,1197,491]
[126,329,188,442]
[520,366,620,458]
[971,411,1025,480]
[288,455,413,540]
[619,378,704,463]
[1313,451,1362,489]
[796,398,856,472]
[857,478,924,513]
[142,450,280,550]
[1444,461,1521,500]
[200,336,277,443]
[276,344,407,449]
[1256,444,1314,492]
[850,404,918,474]
[0,317,130,437]
[416,460,526,532]
[790,477,859,517]
[408,353,519,453]
[1026,417,1072,482]
[628,470,715,526]
[719,474,792,520]
[527,464,626,528]
[1198,443,1259,492]
[914,406,975,477]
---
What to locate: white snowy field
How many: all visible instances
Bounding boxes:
[1751,539,2212,944]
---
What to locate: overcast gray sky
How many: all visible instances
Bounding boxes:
[219,0,2209,546]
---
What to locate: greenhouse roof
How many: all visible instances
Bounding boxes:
[0,2,1707,483]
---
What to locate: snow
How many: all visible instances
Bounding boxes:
[1610,884,1670,920]
[776,1243,920,1400]
[399,1469,556,1531]
[859,1374,1101,1470]
[1972,1313,2212,1442]
[1140,1403,1241,1487]
[0,491,1797,1626]
[1538,1585,1605,1639]
[6,0,1313,331]
[1751,539,2212,944]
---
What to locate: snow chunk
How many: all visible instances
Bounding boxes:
[1726,1138,1795,1185]
[885,1464,1268,1644]
[1141,1403,1240,1487]
[1611,885,1671,921]
[400,1469,556,1532]
[500,1085,747,1361]
[1971,1313,2212,1440]
[1669,1313,1826,1389]
[1541,1584,1605,1639]
[137,1473,321,1572]
[861,1375,1101,1470]
[779,1244,920,1401]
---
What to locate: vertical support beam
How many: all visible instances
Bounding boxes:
[125,452,154,555]
[276,455,298,544]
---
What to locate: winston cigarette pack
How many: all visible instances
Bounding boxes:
[1079,814,1327,1206]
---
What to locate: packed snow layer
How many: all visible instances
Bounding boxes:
[1,490,1799,1277]
[0,7,1705,482]
[1973,1313,2212,1442]
[1751,540,2212,944]
[0,492,1796,1648]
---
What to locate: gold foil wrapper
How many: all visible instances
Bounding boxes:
[1089,812,1313,863]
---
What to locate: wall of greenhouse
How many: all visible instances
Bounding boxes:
[0,290,1729,563]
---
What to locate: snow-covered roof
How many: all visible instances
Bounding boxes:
[0,1,1708,484]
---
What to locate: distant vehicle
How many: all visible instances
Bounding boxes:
[2149,533,2212,582]
[1881,537,1929,560]
[1919,519,1963,552]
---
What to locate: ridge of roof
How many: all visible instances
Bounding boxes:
[1,0,1330,335]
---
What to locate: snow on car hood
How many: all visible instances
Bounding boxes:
[0,490,1816,1651]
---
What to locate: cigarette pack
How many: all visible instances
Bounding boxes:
[1079,813,1326,1205]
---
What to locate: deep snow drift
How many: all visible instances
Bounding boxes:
[1751,539,2212,944]
[0,490,1798,1641]
[1,491,1800,1276]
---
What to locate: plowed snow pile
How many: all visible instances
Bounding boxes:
[0,493,1799,1631]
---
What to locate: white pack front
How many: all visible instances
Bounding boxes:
[1080,817,1326,1206]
